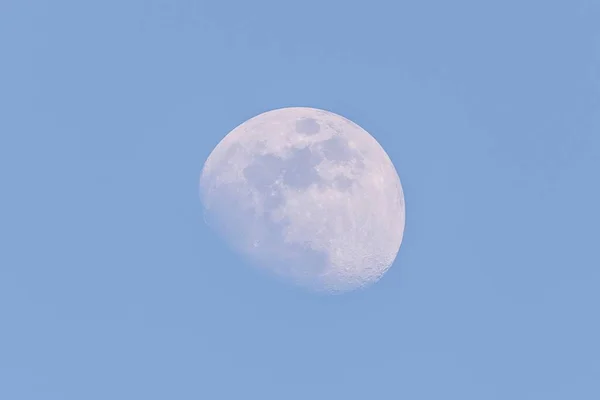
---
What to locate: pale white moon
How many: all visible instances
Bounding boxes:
[200,107,405,293]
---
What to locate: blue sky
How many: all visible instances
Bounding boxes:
[1,0,599,398]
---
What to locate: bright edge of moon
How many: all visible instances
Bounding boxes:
[200,107,405,293]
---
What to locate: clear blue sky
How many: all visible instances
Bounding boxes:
[1,1,599,398]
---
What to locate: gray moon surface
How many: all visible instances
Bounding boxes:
[200,107,405,293]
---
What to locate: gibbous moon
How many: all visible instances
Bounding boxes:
[200,107,405,293]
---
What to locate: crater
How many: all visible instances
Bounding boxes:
[295,118,321,135]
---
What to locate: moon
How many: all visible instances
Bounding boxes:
[200,107,405,293]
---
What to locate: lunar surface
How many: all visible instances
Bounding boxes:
[200,107,405,293]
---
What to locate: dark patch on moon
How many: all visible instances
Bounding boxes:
[281,146,323,188]
[244,146,324,192]
[295,118,321,135]
[243,154,283,190]
[241,138,364,215]
[320,136,356,162]
[242,154,285,210]
[223,143,242,160]
[332,175,354,191]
